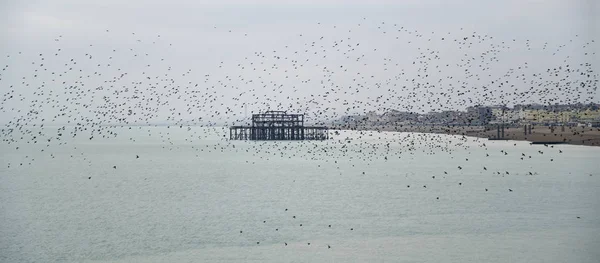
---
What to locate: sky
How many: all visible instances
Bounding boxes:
[0,0,598,125]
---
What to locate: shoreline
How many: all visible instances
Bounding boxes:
[331,124,600,147]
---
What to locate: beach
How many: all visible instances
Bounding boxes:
[334,124,600,146]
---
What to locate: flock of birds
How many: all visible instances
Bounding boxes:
[1,18,598,248]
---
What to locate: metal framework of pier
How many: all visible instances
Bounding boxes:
[229,111,329,140]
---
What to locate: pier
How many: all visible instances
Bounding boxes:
[488,123,508,140]
[229,111,329,140]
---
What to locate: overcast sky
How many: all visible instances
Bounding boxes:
[0,0,598,125]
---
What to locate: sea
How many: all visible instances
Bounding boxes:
[1,126,599,263]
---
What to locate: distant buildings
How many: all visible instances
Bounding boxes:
[466,106,492,125]
[466,103,600,126]
[376,110,419,124]
[336,103,600,127]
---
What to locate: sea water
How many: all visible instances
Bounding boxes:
[1,127,599,262]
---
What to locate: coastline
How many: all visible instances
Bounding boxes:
[331,124,600,147]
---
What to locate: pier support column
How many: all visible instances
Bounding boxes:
[497,125,500,139]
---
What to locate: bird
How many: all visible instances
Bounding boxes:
[1,17,596,253]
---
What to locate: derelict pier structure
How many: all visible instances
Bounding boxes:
[229,111,329,140]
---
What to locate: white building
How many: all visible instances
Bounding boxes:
[489,106,520,123]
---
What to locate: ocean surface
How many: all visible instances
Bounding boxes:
[1,127,599,263]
